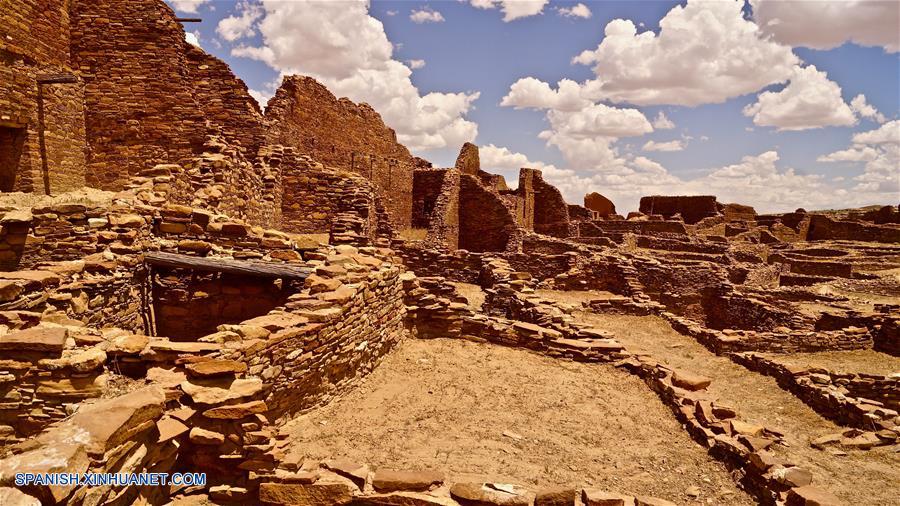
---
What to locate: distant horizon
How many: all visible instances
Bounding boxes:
[167,0,900,214]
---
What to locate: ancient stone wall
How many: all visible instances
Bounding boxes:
[807,214,900,243]
[279,155,380,244]
[416,168,460,250]
[265,76,415,229]
[219,249,407,418]
[0,0,87,194]
[411,169,446,229]
[531,169,573,238]
[639,195,720,224]
[184,44,266,156]
[69,0,209,189]
[458,174,520,252]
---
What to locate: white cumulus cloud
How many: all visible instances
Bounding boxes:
[850,94,887,124]
[217,1,264,42]
[751,0,900,53]
[230,0,479,152]
[168,0,210,13]
[410,7,445,24]
[185,31,202,48]
[742,65,856,131]
[642,140,684,152]
[470,0,549,22]
[571,0,799,106]
[819,121,900,198]
[558,3,592,19]
[407,59,426,69]
[652,111,675,130]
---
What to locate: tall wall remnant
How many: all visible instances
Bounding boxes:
[0,0,87,193]
[265,76,416,229]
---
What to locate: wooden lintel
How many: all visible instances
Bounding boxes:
[175,17,202,22]
[36,74,78,84]
[144,251,311,280]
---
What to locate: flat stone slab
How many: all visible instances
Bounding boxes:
[0,327,67,354]
[258,481,355,505]
[372,470,444,492]
[353,492,460,505]
[185,359,248,378]
[181,378,264,405]
[582,489,636,506]
[671,370,712,391]
[450,482,534,506]
[202,400,267,420]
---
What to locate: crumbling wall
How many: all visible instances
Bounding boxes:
[0,0,87,193]
[807,214,900,243]
[266,76,415,229]
[639,195,720,224]
[530,169,573,238]
[413,168,460,250]
[184,45,266,156]
[280,154,379,244]
[458,174,519,252]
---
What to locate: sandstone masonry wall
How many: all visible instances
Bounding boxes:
[0,0,87,193]
[69,0,209,189]
[266,76,415,229]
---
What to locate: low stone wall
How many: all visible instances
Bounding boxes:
[251,461,678,506]
[403,272,839,506]
[729,352,899,431]
[807,215,900,243]
[215,246,407,419]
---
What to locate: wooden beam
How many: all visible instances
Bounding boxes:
[36,74,78,84]
[144,251,311,280]
[175,17,202,22]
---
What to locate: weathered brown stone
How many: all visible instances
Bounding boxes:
[203,400,268,420]
[189,427,225,445]
[0,443,88,503]
[258,481,355,505]
[785,486,842,506]
[535,486,579,506]
[156,416,189,443]
[449,482,533,505]
[584,192,616,217]
[671,370,712,391]
[65,386,166,456]
[372,470,444,492]
[0,487,41,506]
[0,327,67,353]
[582,490,635,506]
[185,359,248,378]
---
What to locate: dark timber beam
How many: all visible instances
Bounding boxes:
[36,74,78,84]
[144,251,311,280]
[175,17,202,22]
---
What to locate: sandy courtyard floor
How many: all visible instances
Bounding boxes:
[279,338,754,505]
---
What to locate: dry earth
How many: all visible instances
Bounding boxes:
[530,292,900,506]
[279,338,754,505]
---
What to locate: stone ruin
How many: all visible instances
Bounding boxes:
[1,1,899,506]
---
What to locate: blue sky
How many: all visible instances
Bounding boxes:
[168,0,899,213]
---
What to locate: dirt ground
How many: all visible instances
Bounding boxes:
[450,282,486,311]
[762,349,900,377]
[559,308,900,506]
[279,338,754,505]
